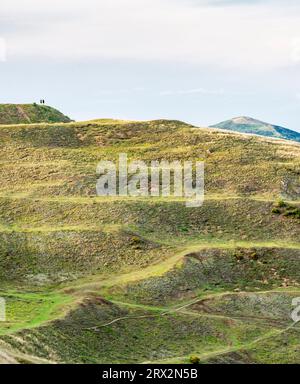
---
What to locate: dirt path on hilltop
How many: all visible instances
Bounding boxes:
[16,106,31,123]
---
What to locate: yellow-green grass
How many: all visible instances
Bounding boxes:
[0,104,71,125]
[0,291,73,336]
[0,118,299,363]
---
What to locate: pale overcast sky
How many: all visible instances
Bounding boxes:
[1,0,300,131]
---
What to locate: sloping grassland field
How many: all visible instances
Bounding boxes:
[0,119,299,363]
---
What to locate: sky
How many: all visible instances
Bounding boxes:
[0,0,300,131]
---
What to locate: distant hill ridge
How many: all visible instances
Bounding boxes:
[0,104,72,125]
[210,116,300,143]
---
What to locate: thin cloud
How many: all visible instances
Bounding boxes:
[2,0,300,71]
[160,88,225,96]
[0,38,7,62]
[185,0,299,6]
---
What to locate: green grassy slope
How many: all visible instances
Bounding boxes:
[0,119,299,363]
[0,104,72,125]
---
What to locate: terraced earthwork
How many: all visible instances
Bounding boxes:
[0,118,299,363]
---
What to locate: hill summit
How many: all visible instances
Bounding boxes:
[210,116,300,143]
[0,104,72,125]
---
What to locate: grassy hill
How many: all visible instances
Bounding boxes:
[0,104,72,125]
[211,116,300,143]
[0,118,299,363]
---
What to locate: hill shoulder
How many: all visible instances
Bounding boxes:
[0,104,72,125]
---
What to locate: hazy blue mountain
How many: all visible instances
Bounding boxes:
[210,116,300,143]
